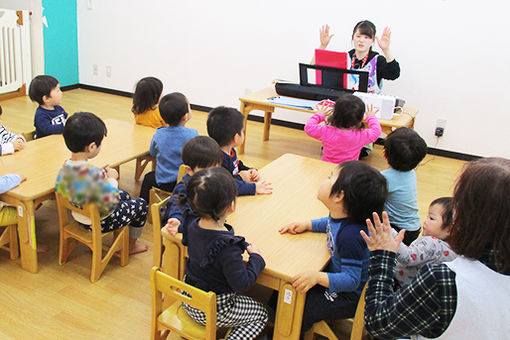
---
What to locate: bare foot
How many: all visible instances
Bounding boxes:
[37,244,49,254]
[129,239,148,255]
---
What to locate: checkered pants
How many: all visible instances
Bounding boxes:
[100,190,147,238]
[183,292,268,340]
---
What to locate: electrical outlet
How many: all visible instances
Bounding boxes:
[87,0,94,10]
[106,66,112,78]
[92,64,98,75]
[435,127,444,137]
[435,118,446,137]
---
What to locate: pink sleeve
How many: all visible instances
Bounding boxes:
[304,113,327,141]
[360,115,382,144]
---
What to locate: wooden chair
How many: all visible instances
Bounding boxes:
[0,224,19,260]
[152,195,172,267]
[303,284,368,340]
[55,193,129,282]
[21,130,36,141]
[135,155,156,181]
[150,266,217,340]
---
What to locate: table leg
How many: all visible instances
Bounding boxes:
[17,200,38,273]
[273,281,306,340]
[263,111,273,141]
[239,102,250,154]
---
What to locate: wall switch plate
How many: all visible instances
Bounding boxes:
[106,65,112,78]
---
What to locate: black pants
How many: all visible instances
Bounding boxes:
[391,224,421,246]
[139,171,176,202]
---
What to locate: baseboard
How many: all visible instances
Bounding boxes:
[72,84,480,162]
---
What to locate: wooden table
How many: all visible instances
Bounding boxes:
[238,87,419,154]
[0,119,154,273]
[162,153,335,339]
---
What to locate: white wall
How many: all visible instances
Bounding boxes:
[77,0,510,158]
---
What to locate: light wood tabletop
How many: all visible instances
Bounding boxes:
[162,153,336,339]
[0,119,155,273]
[238,87,418,154]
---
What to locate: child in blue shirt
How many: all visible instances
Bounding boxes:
[206,106,272,196]
[279,161,388,332]
[381,127,427,245]
[29,75,68,138]
[167,167,268,339]
[163,135,223,229]
[139,92,198,201]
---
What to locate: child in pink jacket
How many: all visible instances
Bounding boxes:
[305,95,381,164]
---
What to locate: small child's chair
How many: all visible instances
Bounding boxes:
[55,192,129,282]
[303,283,368,340]
[135,155,156,182]
[150,266,218,340]
[0,224,19,260]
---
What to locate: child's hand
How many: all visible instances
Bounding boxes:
[278,221,311,234]
[255,180,273,195]
[248,169,260,182]
[238,170,252,182]
[292,271,320,293]
[164,218,181,235]
[104,166,119,180]
[246,242,261,255]
[12,138,25,151]
[315,100,335,116]
[365,104,380,117]
[319,24,334,49]
[17,174,27,183]
[360,211,405,253]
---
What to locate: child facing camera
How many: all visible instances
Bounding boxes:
[29,75,68,139]
[279,161,388,332]
[394,197,457,285]
[55,112,148,254]
[207,106,272,196]
[131,76,167,128]
[167,167,268,339]
[305,95,382,164]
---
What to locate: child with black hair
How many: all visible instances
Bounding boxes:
[382,127,427,245]
[207,106,272,196]
[55,112,148,254]
[163,135,223,229]
[131,76,167,128]
[139,92,198,201]
[305,96,381,164]
[279,161,387,332]
[393,197,457,286]
[29,75,68,138]
[167,167,268,339]
[0,105,26,155]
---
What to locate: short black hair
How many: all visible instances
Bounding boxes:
[384,127,427,171]
[328,95,365,129]
[63,112,107,153]
[182,136,223,170]
[430,197,454,230]
[132,77,163,114]
[29,75,59,105]
[207,106,244,147]
[186,167,237,221]
[159,92,189,126]
[330,161,388,224]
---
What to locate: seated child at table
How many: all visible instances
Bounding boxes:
[163,135,223,230]
[382,127,427,245]
[206,106,272,196]
[139,93,198,201]
[131,76,167,128]
[0,105,26,156]
[279,161,387,332]
[304,95,381,164]
[394,197,457,286]
[55,112,148,254]
[1,173,26,231]
[167,167,268,339]
[29,75,68,139]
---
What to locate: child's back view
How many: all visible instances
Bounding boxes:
[29,75,68,139]
[131,77,167,128]
[305,95,381,164]
[139,92,198,201]
[382,127,427,245]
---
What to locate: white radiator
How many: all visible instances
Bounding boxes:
[0,9,30,95]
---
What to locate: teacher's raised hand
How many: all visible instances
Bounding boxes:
[319,24,335,49]
[360,211,405,253]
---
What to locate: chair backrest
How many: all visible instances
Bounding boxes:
[151,194,172,267]
[350,283,368,340]
[150,266,217,339]
[55,192,103,237]
[177,164,186,183]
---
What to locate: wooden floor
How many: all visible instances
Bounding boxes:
[0,89,466,340]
